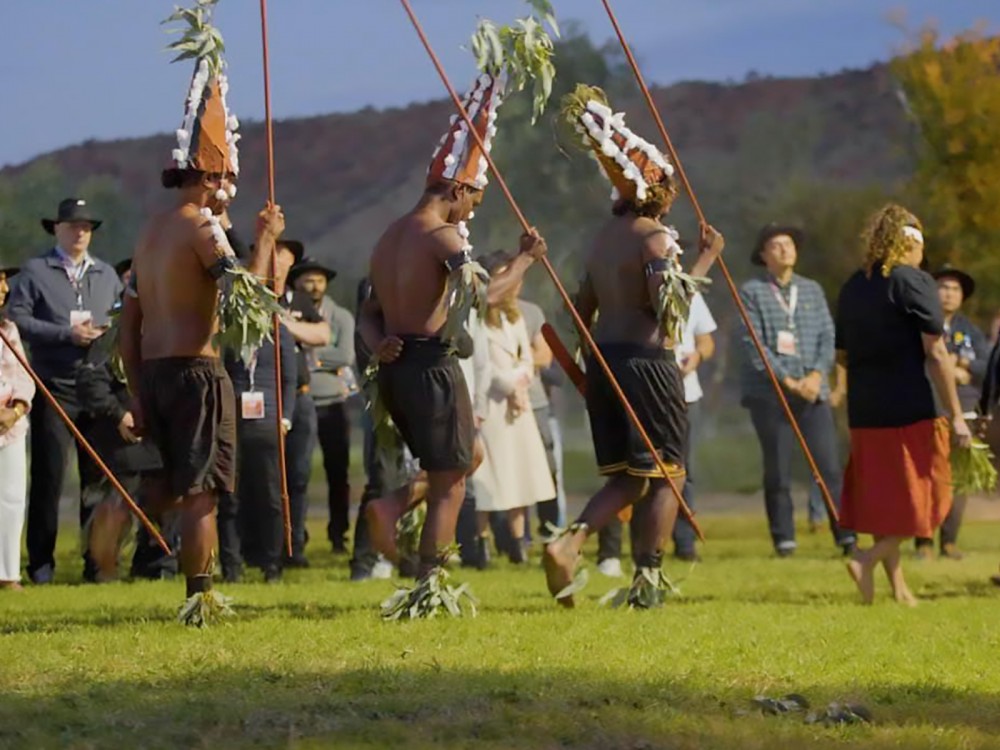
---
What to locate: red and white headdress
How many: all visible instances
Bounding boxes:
[426,72,506,192]
[164,0,240,196]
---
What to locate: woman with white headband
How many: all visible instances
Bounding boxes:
[834,204,971,605]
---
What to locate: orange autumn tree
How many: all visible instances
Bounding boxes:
[892,23,1000,317]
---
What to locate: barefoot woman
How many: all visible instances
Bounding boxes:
[836,205,971,605]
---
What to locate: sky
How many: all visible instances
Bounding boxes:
[0,0,995,167]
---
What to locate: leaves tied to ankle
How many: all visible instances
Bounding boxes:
[381,563,478,621]
[177,589,235,628]
[951,437,998,495]
[214,266,281,364]
[599,566,680,609]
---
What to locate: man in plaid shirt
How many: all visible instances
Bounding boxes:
[739,223,856,557]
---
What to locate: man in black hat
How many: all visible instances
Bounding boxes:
[914,266,987,559]
[291,257,357,558]
[274,250,332,567]
[739,223,855,558]
[6,198,122,584]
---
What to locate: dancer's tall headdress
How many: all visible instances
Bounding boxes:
[163,0,240,188]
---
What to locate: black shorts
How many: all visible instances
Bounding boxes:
[140,357,237,497]
[377,337,474,473]
[585,344,686,479]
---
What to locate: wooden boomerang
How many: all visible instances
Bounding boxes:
[541,323,634,522]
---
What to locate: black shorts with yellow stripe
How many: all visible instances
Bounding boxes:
[585,344,687,479]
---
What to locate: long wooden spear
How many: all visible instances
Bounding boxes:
[399,0,704,541]
[599,0,840,523]
[0,326,171,555]
[259,0,293,556]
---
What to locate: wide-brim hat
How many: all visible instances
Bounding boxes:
[933,265,975,300]
[114,258,132,278]
[41,198,102,235]
[288,256,336,285]
[0,266,18,279]
[752,223,804,266]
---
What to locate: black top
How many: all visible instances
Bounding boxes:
[943,312,988,412]
[77,342,162,474]
[281,289,323,389]
[836,264,944,429]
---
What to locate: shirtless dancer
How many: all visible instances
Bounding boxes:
[544,85,725,606]
[360,71,546,581]
[120,8,284,611]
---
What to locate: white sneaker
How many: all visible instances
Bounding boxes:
[371,557,394,580]
[597,558,624,578]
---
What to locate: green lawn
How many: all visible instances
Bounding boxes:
[1,516,999,749]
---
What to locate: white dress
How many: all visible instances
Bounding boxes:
[472,314,555,512]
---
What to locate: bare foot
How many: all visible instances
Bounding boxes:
[542,537,577,609]
[893,586,918,607]
[846,559,875,605]
[365,497,402,563]
[0,581,24,592]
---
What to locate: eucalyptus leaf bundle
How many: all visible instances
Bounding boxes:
[654,266,710,344]
[599,566,680,609]
[396,502,427,562]
[442,261,489,349]
[951,437,998,495]
[469,0,559,123]
[177,589,235,628]
[381,557,478,621]
[214,267,281,364]
[162,0,225,73]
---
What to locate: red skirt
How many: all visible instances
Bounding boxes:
[841,417,952,538]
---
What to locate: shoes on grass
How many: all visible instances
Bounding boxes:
[371,557,394,580]
[940,543,964,561]
[597,558,624,578]
[915,546,934,562]
[30,564,54,585]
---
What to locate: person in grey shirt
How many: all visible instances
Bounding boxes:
[293,259,357,554]
[6,198,122,584]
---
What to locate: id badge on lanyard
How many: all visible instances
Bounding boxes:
[241,350,266,420]
[771,282,798,357]
[66,263,91,326]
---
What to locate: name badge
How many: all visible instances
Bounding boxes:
[241,391,265,420]
[777,330,797,357]
[70,310,93,327]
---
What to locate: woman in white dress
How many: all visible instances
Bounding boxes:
[472,253,555,563]
[0,264,35,591]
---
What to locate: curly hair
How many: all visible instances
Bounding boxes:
[611,178,680,219]
[861,203,923,277]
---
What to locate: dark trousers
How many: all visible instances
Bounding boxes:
[128,472,181,579]
[350,409,380,576]
[219,420,284,574]
[597,401,701,562]
[26,377,100,577]
[285,391,317,557]
[533,405,560,535]
[916,495,967,550]
[746,396,852,550]
[317,401,351,548]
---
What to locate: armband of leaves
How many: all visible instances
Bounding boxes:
[213,266,281,364]
[442,259,490,350]
[649,256,710,343]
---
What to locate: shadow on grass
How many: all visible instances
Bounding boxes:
[1,665,998,750]
[0,600,362,636]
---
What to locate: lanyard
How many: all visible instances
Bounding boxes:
[769,282,798,331]
[61,257,89,310]
[247,349,259,391]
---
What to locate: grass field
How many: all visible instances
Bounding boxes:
[2,513,999,750]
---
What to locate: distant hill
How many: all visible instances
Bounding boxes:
[0,59,913,308]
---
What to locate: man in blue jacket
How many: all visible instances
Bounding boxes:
[7,198,122,584]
